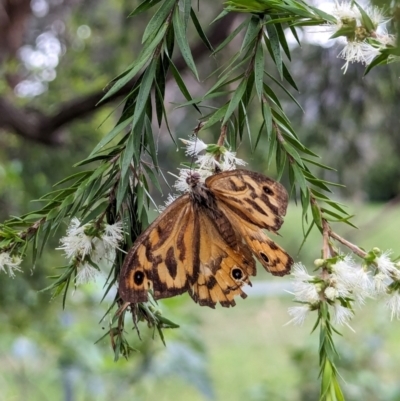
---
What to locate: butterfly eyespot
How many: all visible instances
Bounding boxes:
[260,252,269,264]
[133,271,145,285]
[263,186,274,195]
[232,268,243,280]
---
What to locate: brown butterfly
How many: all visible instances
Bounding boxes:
[119,169,293,308]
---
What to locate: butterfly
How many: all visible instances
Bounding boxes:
[119,169,293,308]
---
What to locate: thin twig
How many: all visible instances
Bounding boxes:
[329,230,367,258]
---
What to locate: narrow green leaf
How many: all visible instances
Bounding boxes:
[254,42,264,100]
[116,167,130,213]
[212,18,248,55]
[182,0,191,31]
[353,1,374,32]
[129,0,162,16]
[200,103,229,130]
[144,115,158,169]
[282,142,304,167]
[90,118,132,156]
[222,79,247,125]
[190,8,213,51]
[275,22,291,60]
[291,163,308,195]
[53,171,92,187]
[143,164,162,193]
[264,25,283,79]
[265,71,302,110]
[100,25,167,102]
[262,102,273,140]
[241,16,260,53]
[173,7,199,80]
[142,0,176,44]
[131,61,156,131]
[168,59,200,113]
[302,157,336,171]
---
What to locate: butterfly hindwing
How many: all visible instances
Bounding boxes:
[188,207,256,308]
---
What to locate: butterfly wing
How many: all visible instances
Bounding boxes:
[206,169,293,276]
[119,194,199,303]
[188,206,256,308]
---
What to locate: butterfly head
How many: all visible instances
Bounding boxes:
[185,171,202,188]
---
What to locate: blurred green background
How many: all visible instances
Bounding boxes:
[1,0,399,400]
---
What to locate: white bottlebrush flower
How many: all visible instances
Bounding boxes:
[0,252,22,277]
[292,279,320,303]
[180,138,208,156]
[220,149,247,169]
[159,193,179,211]
[339,42,369,72]
[196,153,220,170]
[373,272,389,295]
[333,303,354,326]
[366,5,388,27]
[332,2,361,23]
[286,305,311,326]
[75,263,100,285]
[290,262,320,303]
[102,222,124,251]
[376,250,398,276]
[351,267,373,304]
[325,286,339,301]
[58,218,124,270]
[292,262,315,281]
[330,256,373,304]
[386,291,400,320]
[173,169,194,192]
[58,221,93,259]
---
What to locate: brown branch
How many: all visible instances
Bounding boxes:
[0,13,238,146]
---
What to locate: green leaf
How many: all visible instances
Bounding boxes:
[364,52,388,75]
[275,22,291,60]
[200,103,229,130]
[222,79,247,125]
[190,8,213,51]
[100,24,167,102]
[291,163,308,195]
[144,115,159,169]
[212,18,249,55]
[53,171,92,187]
[131,61,156,131]
[241,16,260,53]
[168,58,200,113]
[129,0,162,16]
[142,0,176,44]
[353,1,374,32]
[262,102,273,140]
[90,118,133,156]
[254,42,264,100]
[302,157,336,171]
[116,166,130,213]
[173,7,199,80]
[265,71,302,110]
[264,25,283,79]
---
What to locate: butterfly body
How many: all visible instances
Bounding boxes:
[119,169,293,308]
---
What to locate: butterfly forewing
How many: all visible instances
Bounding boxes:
[119,195,198,303]
[205,169,289,232]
